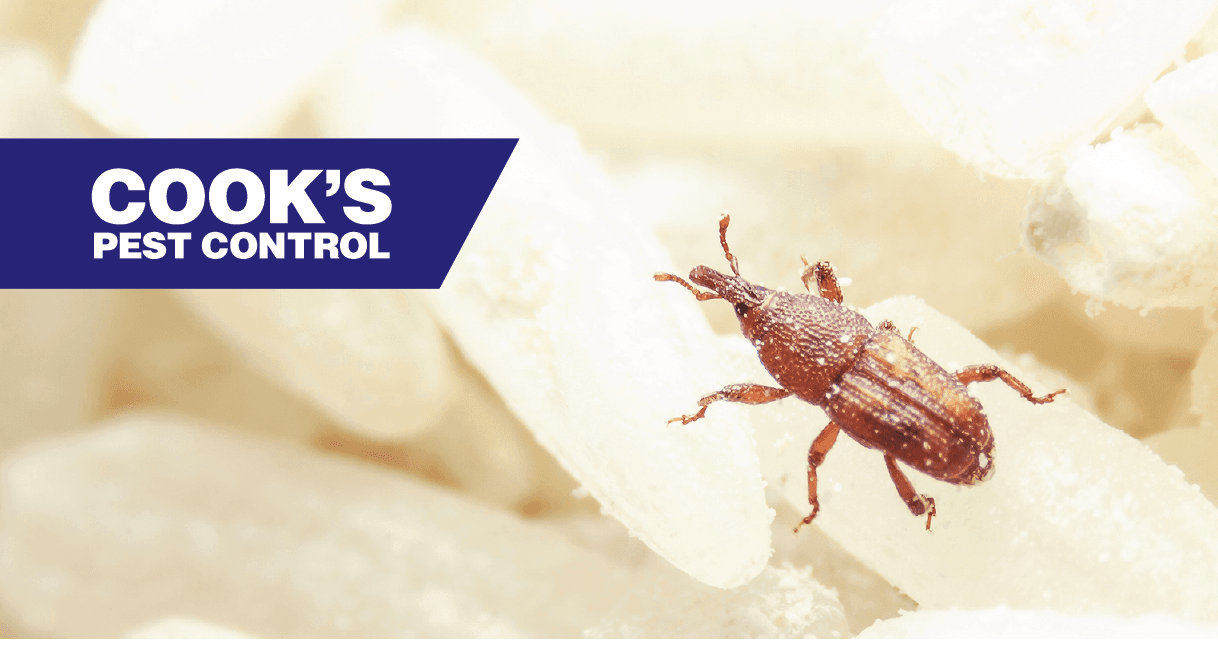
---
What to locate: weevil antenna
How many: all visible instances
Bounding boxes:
[718,213,740,277]
[655,272,723,301]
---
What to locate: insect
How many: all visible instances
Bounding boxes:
[655,214,1065,531]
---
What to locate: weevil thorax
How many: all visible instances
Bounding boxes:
[690,265,875,403]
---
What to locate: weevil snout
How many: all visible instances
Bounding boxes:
[689,265,764,309]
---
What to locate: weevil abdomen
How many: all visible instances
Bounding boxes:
[823,327,994,484]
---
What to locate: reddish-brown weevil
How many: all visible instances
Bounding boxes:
[655,214,1065,531]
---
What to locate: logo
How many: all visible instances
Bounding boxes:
[2,138,516,288]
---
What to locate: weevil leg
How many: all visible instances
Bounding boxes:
[800,257,843,303]
[668,383,791,425]
[654,272,723,301]
[877,320,919,344]
[955,365,1067,404]
[717,213,741,277]
[884,454,937,531]
[795,421,841,532]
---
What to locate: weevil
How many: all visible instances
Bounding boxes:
[655,214,1065,531]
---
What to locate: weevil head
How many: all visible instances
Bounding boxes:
[689,265,768,318]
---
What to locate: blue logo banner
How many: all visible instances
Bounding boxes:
[0,138,516,288]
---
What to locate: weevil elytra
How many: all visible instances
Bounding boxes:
[656,214,1065,531]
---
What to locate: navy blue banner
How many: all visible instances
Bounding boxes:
[0,138,516,288]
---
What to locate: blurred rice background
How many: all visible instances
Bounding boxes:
[0,0,1216,638]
